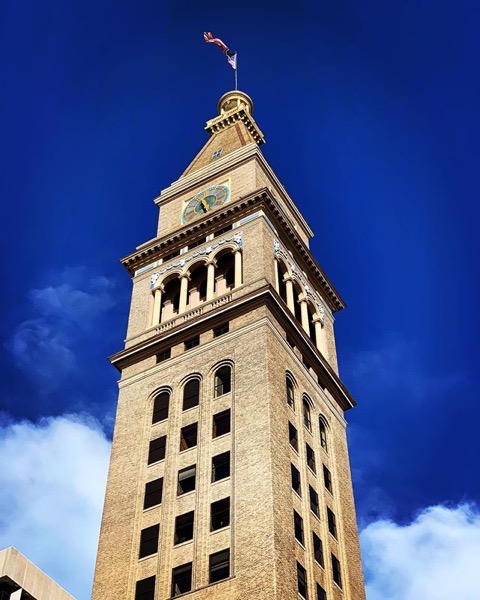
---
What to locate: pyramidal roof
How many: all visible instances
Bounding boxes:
[182,90,265,177]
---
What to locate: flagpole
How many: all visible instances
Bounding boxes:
[234,64,238,90]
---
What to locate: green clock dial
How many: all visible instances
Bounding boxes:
[182,184,230,224]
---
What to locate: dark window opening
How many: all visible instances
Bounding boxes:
[162,277,181,313]
[139,524,159,559]
[163,249,180,262]
[135,576,155,600]
[216,252,235,288]
[289,422,298,451]
[317,583,327,600]
[294,510,304,545]
[211,497,230,531]
[180,423,198,451]
[171,563,192,597]
[214,224,233,237]
[286,377,295,410]
[303,399,312,431]
[313,532,324,567]
[148,435,166,464]
[319,418,328,453]
[209,549,230,583]
[185,336,200,350]
[309,485,320,518]
[297,562,307,598]
[327,508,337,538]
[213,323,229,337]
[143,478,163,509]
[189,264,208,302]
[291,464,301,496]
[214,366,231,397]
[212,451,230,482]
[177,465,196,495]
[277,262,288,304]
[306,443,316,472]
[156,349,171,363]
[213,409,231,438]
[323,465,333,494]
[332,554,342,588]
[152,391,169,424]
[174,511,194,545]
[183,379,200,410]
[188,237,207,250]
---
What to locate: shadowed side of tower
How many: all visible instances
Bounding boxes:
[91,91,365,600]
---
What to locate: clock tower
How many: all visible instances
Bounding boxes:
[92,91,366,600]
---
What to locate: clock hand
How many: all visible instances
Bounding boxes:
[201,199,209,212]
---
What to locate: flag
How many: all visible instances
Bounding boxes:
[204,32,237,70]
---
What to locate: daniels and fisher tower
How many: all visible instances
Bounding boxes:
[92,90,366,600]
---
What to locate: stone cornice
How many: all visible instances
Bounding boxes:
[120,188,345,312]
[110,285,355,412]
[205,106,265,145]
[153,144,313,240]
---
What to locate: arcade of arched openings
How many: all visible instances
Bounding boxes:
[151,247,242,325]
[274,257,328,357]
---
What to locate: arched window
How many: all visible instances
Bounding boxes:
[292,283,302,324]
[303,397,312,431]
[216,252,235,291]
[189,264,208,304]
[214,366,232,397]
[319,416,328,453]
[183,379,200,410]
[286,376,295,410]
[161,277,181,321]
[152,391,170,424]
[276,260,288,303]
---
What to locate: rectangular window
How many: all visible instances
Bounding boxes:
[331,554,342,588]
[184,336,200,350]
[188,237,207,250]
[143,478,163,510]
[180,423,198,451]
[135,576,155,600]
[323,465,333,494]
[317,583,327,600]
[156,349,171,363]
[211,497,230,531]
[209,548,230,583]
[289,422,298,451]
[293,510,304,545]
[213,323,229,337]
[148,435,166,464]
[291,464,301,496]
[313,532,324,567]
[212,451,230,482]
[214,224,232,238]
[174,511,194,545]
[171,563,192,597]
[213,409,231,438]
[297,562,307,598]
[177,465,196,495]
[309,485,320,518]
[306,443,316,472]
[163,249,180,262]
[139,524,159,559]
[327,508,337,538]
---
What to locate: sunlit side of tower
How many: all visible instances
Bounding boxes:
[92,91,365,600]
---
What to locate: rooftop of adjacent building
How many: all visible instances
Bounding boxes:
[0,547,75,600]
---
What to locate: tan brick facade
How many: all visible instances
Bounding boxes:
[92,91,365,600]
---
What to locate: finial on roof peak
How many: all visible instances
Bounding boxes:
[217,90,254,115]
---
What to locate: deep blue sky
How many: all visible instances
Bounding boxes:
[1,0,479,529]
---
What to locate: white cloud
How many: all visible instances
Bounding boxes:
[0,414,111,600]
[7,267,116,392]
[361,504,480,600]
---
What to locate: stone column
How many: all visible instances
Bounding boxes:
[179,275,189,313]
[207,262,216,301]
[234,250,242,288]
[274,258,280,293]
[152,287,162,325]
[285,278,295,313]
[313,316,327,357]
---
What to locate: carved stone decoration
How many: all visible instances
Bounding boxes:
[274,239,326,324]
[150,231,243,289]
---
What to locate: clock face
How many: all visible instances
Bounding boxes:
[182,184,230,224]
